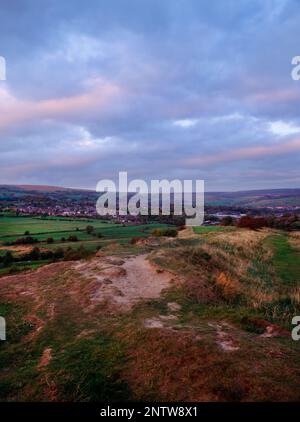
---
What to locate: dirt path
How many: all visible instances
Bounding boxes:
[74,254,176,310]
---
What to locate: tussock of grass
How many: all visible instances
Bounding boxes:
[150,229,300,329]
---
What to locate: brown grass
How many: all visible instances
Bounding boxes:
[215,272,241,300]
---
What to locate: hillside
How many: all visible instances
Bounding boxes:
[0,226,300,401]
[1,185,300,209]
[205,189,300,207]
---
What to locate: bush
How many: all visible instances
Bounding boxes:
[131,237,141,245]
[86,225,94,234]
[291,221,300,230]
[28,247,40,260]
[151,228,178,237]
[67,235,78,242]
[237,216,267,230]
[221,216,234,226]
[2,251,13,266]
[63,246,91,261]
[46,237,54,244]
[53,248,64,259]
[15,236,39,245]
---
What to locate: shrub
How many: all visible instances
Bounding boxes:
[15,236,39,245]
[63,246,91,261]
[185,278,216,304]
[151,228,177,237]
[53,248,64,259]
[46,237,54,244]
[86,225,94,234]
[221,216,234,226]
[131,236,141,245]
[237,216,267,230]
[28,247,40,260]
[2,251,13,266]
[67,235,78,242]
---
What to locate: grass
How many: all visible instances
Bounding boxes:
[0,300,39,401]
[193,225,236,234]
[0,216,115,237]
[150,228,300,328]
[0,218,173,259]
[0,260,49,276]
[264,233,300,287]
[48,335,130,401]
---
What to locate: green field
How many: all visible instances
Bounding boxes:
[193,225,236,234]
[0,216,173,257]
[0,216,114,237]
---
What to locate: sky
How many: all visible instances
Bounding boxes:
[0,0,300,191]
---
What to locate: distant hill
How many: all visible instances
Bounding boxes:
[205,189,300,207]
[0,185,299,208]
[0,184,77,192]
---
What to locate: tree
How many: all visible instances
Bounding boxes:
[86,225,94,234]
[237,216,267,230]
[47,237,54,244]
[221,216,234,226]
[15,236,38,245]
[28,247,40,260]
[67,235,78,242]
[3,251,13,266]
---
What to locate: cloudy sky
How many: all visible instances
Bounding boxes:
[0,0,300,191]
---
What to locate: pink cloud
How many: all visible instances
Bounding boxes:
[247,89,300,103]
[0,79,122,131]
[185,138,300,167]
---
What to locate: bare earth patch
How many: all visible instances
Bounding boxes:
[74,254,177,310]
[38,347,52,369]
[0,245,35,254]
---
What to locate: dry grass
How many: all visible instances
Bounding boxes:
[122,323,300,401]
[211,228,271,252]
[289,231,300,250]
[290,286,300,305]
[215,272,241,300]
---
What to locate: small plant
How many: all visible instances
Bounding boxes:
[86,225,94,234]
[151,228,177,237]
[67,235,78,242]
[131,236,141,244]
